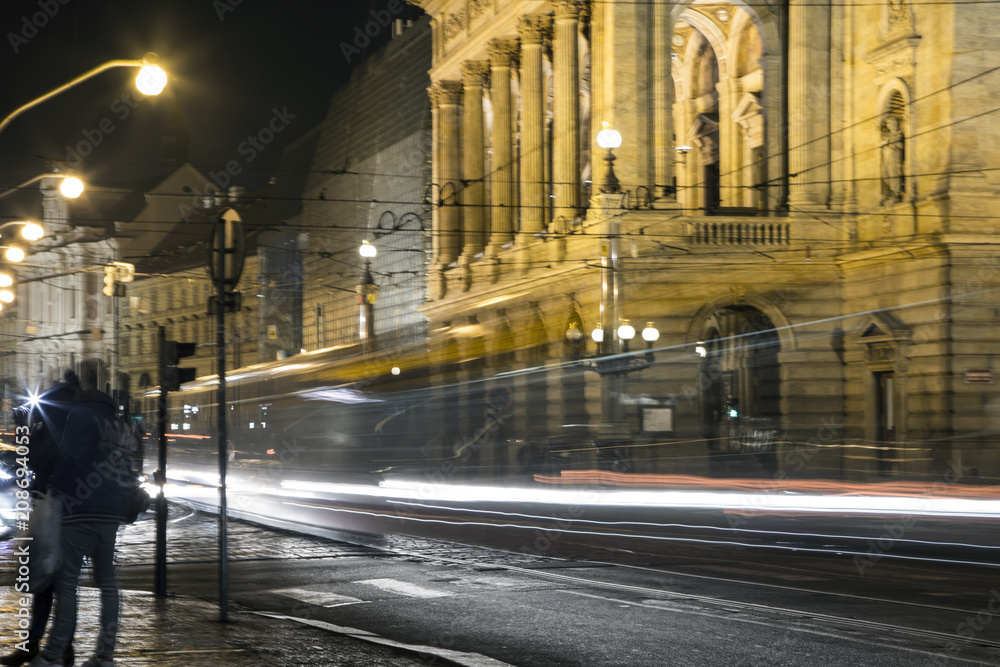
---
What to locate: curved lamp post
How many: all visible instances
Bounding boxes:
[0,172,85,202]
[0,52,167,138]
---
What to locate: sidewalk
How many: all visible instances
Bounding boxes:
[0,507,476,667]
[0,585,431,666]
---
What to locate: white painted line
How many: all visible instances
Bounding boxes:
[357,578,450,598]
[256,613,514,667]
[271,587,366,607]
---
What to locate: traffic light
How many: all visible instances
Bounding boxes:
[160,339,197,392]
[726,396,739,419]
[103,266,116,297]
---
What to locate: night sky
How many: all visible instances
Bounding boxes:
[0,0,416,198]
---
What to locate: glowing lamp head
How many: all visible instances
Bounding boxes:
[391,366,401,376]
[0,290,13,303]
[591,326,604,343]
[359,240,377,259]
[0,273,11,287]
[617,320,636,341]
[136,54,168,96]
[5,247,25,263]
[596,127,622,150]
[641,322,660,343]
[59,176,84,199]
[21,222,44,241]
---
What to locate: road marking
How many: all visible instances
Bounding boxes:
[357,578,450,598]
[271,587,366,607]
[257,613,514,667]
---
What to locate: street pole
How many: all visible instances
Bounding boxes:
[600,218,626,426]
[154,326,167,596]
[215,217,229,622]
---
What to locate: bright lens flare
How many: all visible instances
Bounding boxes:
[135,65,167,95]
[21,222,44,241]
[5,247,25,263]
[59,177,84,199]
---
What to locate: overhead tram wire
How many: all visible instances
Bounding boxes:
[5,52,996,203]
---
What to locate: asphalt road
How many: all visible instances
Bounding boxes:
[110,505,1000,667]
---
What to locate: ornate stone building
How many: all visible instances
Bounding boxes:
[409,0,1000,481]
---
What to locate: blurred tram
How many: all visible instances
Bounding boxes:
[140,339,511,497]
[135,336,1000,567]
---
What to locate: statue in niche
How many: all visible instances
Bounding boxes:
[880,116,904,205]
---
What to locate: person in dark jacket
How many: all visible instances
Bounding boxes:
[1,372,79,667]
[33,388,128,667]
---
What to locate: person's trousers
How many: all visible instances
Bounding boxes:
[42,521,119,661]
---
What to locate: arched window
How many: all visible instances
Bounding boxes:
[671,2,773,214]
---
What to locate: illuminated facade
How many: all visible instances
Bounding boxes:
[408,0,1000,480]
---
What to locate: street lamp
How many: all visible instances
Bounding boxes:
[59,176,84,199]
[357,240,379,347]
[4,247,25,263]
[0,52,167,138]
[0,173,85,202]
[596,123,622,194]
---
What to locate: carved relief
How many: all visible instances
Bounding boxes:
[444,10,466,42]
[880,0,915,42]
[730,284,748,304]
[470,0,492,20]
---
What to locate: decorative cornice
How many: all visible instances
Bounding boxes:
[429,80,463,106]
[517,14,552,45]
[461,61,491,88]
[487,38,519,69]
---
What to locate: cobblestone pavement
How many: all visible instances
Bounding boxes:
[113,503,383,566]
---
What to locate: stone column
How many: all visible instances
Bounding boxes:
[429,80,463,268]
[461,61,490,262]
[487,39,518,254]
[552,1,582,225]
[787,0,831,209]
[517,14,552,243]
[653,0,674,199]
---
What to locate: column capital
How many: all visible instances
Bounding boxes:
[487,38,519,68]
[429,80,463,107]
[553,0,582,21]
[517,14,552,45]
[461,60,491,88]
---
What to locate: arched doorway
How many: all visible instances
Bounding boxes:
[699,305,780,475]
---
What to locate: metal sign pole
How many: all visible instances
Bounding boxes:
[154,326,167,596]
[215,217,229,622]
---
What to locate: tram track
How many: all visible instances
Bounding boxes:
[115,501,1000,662]
[370,543,1000,645]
